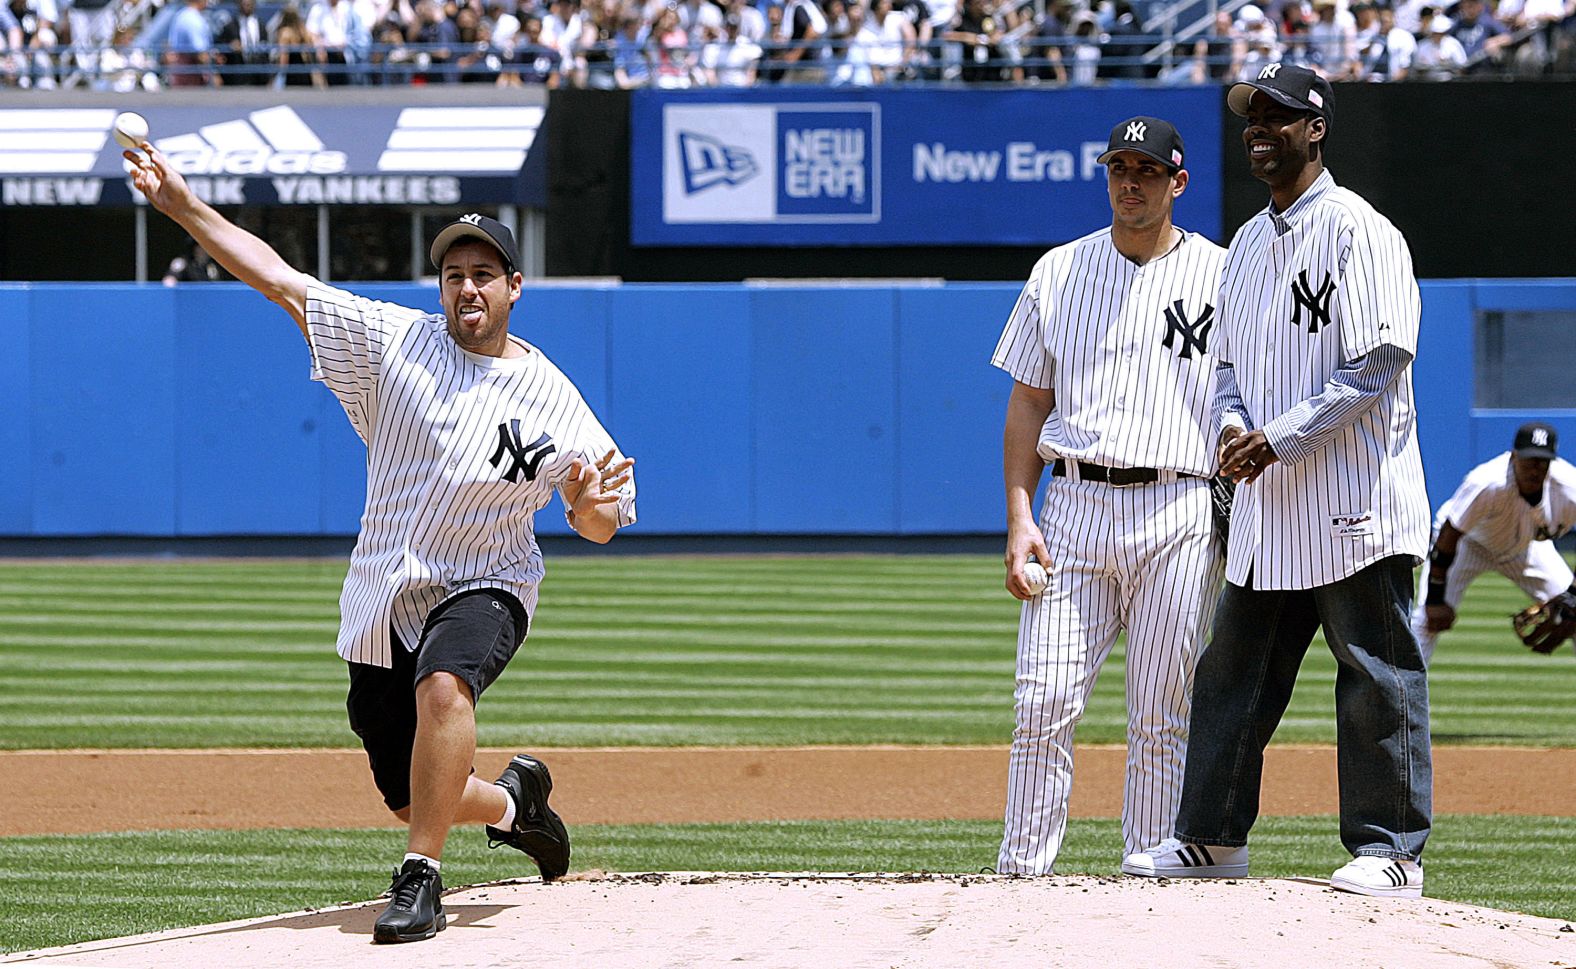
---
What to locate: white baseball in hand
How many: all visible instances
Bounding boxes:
[113,111,149,150]
[1022,561,1049,596]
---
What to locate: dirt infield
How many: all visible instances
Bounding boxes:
[5,873,1573,969]
[4,745,1575,836]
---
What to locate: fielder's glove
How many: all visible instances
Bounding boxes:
[1209,475,1236,545]
[1512,589,1576,654]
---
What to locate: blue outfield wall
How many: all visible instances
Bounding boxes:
[1,279,1572,538]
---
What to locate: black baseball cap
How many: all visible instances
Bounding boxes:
[1228,63,1334,125]
[429,213,517,273]
[1514,422,1558,460]
[1096,116,1185,172]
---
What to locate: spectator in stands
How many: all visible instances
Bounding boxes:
[1496,0,1565,73]
[307,0,364,84]
[368,15,414,81]
[1308,0,1357,77]
[869,0,916,78]
[165,0,218,86]
[412,0,459,82]
[501,11,561,83]
[1066,8,1100,84]
[830,0,881,83]
[1098,0,1149,79]
[723,0,766,42]
[1190,8,1243,83]
[676,0,721,43]
[1366,3,1415,78]
[1237,12,1282,77]
[1412,12,1468,76]
[1280,4,1318,67]
[543,0,588,78]
[1450,0,1509,61]
[777,0,828,81]
[455,8,505,81]
[946,0,1005,81]
[487,0,520,55]
[6,0,56,90]
[1394,0,1430,33]
[0,2,23,86]
[64,0,114,80]
[97,22,159,89]
[274,4,326,86]
[612,9,649,86]
[579,0,619,87]
[701,11,761,84]
[215,0,269,84]
[1030,0,1070,83]
[649,3,696,85]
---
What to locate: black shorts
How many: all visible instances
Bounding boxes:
[345,588,529,812]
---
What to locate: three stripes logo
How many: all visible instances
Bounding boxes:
[489,421,556,484]
[678,131,760,195]
[1290,269,1335,334]
[156,105,347,176]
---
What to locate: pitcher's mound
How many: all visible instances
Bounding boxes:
[6,872,1572,969]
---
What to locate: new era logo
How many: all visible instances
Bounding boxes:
[1125,121,1147,142]
[678,131,759,195]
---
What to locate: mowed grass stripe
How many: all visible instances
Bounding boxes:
[2,556,1575,748]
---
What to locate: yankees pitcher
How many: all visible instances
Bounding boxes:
[1124,64,1433,900]
[993,116,1226,874]
[126,144,636,944]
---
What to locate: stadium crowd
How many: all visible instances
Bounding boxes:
[2,0,1571,88]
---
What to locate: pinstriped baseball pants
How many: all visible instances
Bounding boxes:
[998,474,1223,874]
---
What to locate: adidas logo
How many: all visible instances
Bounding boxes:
[378,106,544,174]
[0,107,118,175]
[678,131,759,195]
[156,106,347,177]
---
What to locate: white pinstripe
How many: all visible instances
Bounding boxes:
[305,279,637,668]
[992,228,1227,872]
[1412,454,1576,661]
[1214,170,1430,590]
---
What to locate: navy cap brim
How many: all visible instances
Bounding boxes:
[1096,146,1181,171]
[429,224,514,273]
[1227,81,1315,117]
[1515,445,1558,460]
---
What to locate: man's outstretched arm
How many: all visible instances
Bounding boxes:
[125,142,310,335]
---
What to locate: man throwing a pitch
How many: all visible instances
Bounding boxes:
[1123,64,1433,898]
[993,117,1226,873]
[127,144,636,942]
[1420,422,1576,661]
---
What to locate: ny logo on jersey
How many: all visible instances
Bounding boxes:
[1290,269,1335,333]
[1161,300,1215,360]
[1258,63,1281,79]
[1125,121,1147,142]
[489,420,556,483]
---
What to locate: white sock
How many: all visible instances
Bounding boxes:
[493,794,517,830]
[404,852,440,872]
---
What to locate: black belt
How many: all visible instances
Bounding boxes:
[1051,458,1200,486]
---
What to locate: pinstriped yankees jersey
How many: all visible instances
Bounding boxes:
[1215,170,1428,589]
[993,227,1227,477]
[306,280,637,668]
[1437,454,1576,561]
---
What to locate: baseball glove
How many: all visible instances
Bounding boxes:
[1209,475,1236,545]
[1513,591,1576,654]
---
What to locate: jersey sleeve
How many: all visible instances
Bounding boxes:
[1437,472,1490,536]
[547,395,638,530]
[1333,217,1420,360]
[304,279,423,441]
[991,254,1052,389]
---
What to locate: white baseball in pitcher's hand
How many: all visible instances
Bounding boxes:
[113,111,149,150]
[1022,561,1049,596]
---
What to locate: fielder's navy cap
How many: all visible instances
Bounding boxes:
[1514,422,1558,460]
[1228,63,1334,125]
[430,213,517,273]
[1097,116,1185,172]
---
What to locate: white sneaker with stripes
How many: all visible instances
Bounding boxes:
[1330,856,1424,898]
[1121,838,1249,878]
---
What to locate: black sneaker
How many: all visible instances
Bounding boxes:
[372,858,446,944]
[485,753,571,881]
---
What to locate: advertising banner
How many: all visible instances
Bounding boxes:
[631,87,1222,247]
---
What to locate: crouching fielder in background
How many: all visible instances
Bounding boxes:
[126,142,636,944]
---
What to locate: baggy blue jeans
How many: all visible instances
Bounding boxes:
[1174,555,1432,860]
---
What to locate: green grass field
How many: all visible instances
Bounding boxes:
[1,556,1573,750]
[2,555,1574,954]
